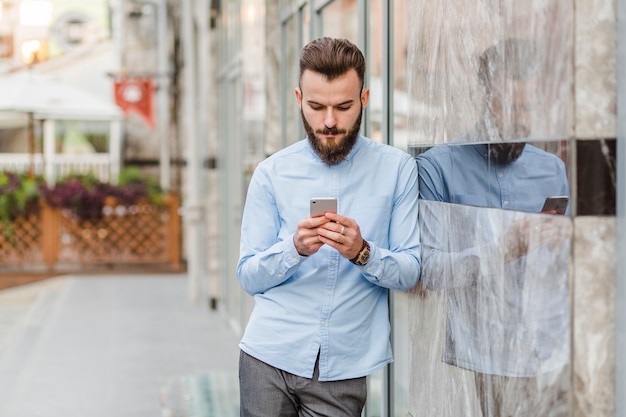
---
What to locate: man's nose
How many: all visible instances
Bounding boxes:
[324,109,337,128]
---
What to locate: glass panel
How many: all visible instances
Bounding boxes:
[241,0,265,168]
[392,291,411,417]
[302,4,311,46]
[226,1,240,64]
[366,368,385,417]
[318,0,358,42]
[281,14,300,148]
[367,0,383,144]
[388,4,413,417]
[391,0,409,151]
[390,1,412,415]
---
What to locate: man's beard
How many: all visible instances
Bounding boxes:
[481,114,528,165]
[487,142,526,165]
[302,108,362,165]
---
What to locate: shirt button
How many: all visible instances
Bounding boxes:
[503,201,509,206]
[498,172,504,177]
[326,290,332,295]
[321,321,327,326]
[331,260,337,265]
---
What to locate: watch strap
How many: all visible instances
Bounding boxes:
[350,239,370,265]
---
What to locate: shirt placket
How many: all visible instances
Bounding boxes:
[318,166,341,378]
[495,165,511,209]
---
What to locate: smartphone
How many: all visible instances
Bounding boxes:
[310,197,337,217]
[541,196,569,215]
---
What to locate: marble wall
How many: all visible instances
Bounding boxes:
[575,0,616,139]
[573,217,616,417]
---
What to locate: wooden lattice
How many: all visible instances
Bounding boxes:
[0,214,45,265]
[0,195,181,270]
[58,205,171,264]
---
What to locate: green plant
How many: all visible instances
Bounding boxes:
[0,171,42,239]
[41,168,166,220]
[118,166,165,207]
[0,168,167,229]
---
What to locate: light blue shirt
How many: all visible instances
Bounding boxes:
[237,136,421,381]
[417,143,569,212]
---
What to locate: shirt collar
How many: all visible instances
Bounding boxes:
[343,135,363,161]
[474,143,490,159]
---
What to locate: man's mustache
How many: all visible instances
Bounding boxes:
[317,127,346,135]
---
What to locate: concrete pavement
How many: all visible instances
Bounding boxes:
[0,274,240,417]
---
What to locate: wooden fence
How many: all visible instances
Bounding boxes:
[0,194,181,271]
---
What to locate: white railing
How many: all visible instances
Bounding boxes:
[0,153,114,183]
[0,154,44,175]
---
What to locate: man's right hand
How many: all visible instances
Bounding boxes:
[503,216,572,262]
[294,215,332,256]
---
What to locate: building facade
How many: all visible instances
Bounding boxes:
[195,0,624,415]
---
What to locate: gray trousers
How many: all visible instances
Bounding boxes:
[239,350,367,417]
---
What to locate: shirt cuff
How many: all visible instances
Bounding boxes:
[282,237,308,265]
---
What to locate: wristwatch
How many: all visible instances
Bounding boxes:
[350,240,370,266]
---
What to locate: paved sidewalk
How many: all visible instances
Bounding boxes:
[0,274,241,417]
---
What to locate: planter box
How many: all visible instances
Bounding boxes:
[0,194,181,271]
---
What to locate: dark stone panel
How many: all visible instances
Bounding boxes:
[576,139,616,216]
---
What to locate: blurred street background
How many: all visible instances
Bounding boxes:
[0,274,240,417]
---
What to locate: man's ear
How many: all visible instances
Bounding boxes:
[295,87,303,108]
[361,88,370,108]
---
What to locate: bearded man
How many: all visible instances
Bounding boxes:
[236,37,421,417]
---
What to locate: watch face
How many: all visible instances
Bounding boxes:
[357,246,370,265]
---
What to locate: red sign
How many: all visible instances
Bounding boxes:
[114,77,154,128]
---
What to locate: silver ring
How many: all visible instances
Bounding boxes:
[340,226,346,235]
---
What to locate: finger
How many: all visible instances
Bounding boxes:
[324,211,353,227]
[317,226,349,247]
[318,234,347,254]
[308,216,333,228]
[317,220,350,238]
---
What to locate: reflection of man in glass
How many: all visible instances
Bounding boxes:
[416,39,570,417]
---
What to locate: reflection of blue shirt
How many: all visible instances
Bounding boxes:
[416,142,571,377]
[237,136,421,382]
[417,143,569,212]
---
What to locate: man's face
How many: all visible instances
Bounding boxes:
[484,77,536,164]
[487,78,536,141]
[296,69,369,165]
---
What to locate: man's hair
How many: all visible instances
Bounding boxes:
[478,38,540,96]
[299,37,366,90]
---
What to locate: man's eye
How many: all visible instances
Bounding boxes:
[310,106,324,111]
[337,106,351,111]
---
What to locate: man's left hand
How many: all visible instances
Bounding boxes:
[316,212,364,261]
